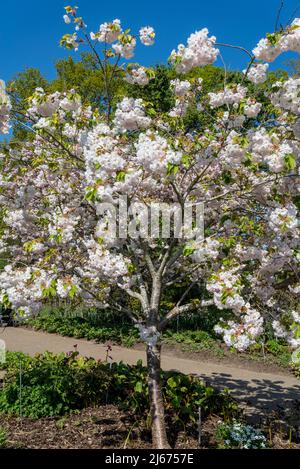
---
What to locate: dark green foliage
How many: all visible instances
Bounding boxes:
[126,65,174,113]
[0,352,239,425]
[0,351,110,418]
[26,314,139,347]
[111,360,238,424]
[50,54,125,110]
[7,68,49,141]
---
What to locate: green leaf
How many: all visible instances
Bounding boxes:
[134,381,143,393]
[167,163,179,176]
[284,153,296,171]
[167,377,177,388]
[116,171,126,182]
[183,244,195,257]
[69,285,78,299]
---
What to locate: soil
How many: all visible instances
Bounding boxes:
[0,405,201,449]
[0,406,299,449]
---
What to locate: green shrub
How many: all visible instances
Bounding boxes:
[26,315,139,347]
[0,351,111,418]
[0,352,239,427]
[265,339,287,356]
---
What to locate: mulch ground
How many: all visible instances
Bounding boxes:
[0,405,203,449]
[0,405,299,449]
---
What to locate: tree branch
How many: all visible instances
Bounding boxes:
[159,300,214,330]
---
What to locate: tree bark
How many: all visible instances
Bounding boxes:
[146,343,171,449]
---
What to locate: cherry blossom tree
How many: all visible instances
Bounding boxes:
[0,6,299,448]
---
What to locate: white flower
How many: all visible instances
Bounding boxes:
[124,67,150,86]
[63,15,71,24]
[170,79,191,97]
[91,19,122,43]
[113,97,151,131]
[269,204,298,233]
[0,80,11,134]
[113,37,136,59]
[139,26,155,46]
[244,63,269,84]
[208,85,247,108]
[170,28,219,73]
[253,19,300,62]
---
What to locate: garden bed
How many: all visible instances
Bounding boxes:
[1,406,299,449]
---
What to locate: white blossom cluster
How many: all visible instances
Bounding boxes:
[272,310,300,348]
[268,204,299,233]
[0,265,56,317]
[170,28,219,73]
[168,79,193,117]
[83,123,133,200]
[139,26,155,46]
[135,130,182,175]
[214,308,264,352]
[270,77,300,115]
[208,85,247,108]
[90,19,122,43]
[219,112,246,129]
[248,128,296,173]
[244,100,262,118]
[253,18,300,62]
[244,63,269,84]
[27,88,82,120]
[63,14,71,24]
[56,276,81,298]
[113,97,151,131]
[0,80,11,134]
[124,67,150,86]
[112,36,136,59]
[169,99,189,118]
[207,269,246,313]
[48,208,80,243]
[63,9,155,60]
[218,131,248,167]
[170,79,191,97]
[192,238,221,262]
[79,238,131,288]
[65,33,80,51]
[4,209,27,233]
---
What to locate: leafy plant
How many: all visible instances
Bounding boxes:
[0,351,239,428]
[0,351,111,418]
[26,315,139,347]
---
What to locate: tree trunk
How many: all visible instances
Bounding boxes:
[146,343,171,449]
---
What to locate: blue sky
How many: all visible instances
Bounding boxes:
[1,0,300,84]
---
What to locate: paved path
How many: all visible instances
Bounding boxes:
[1,327,300,421]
